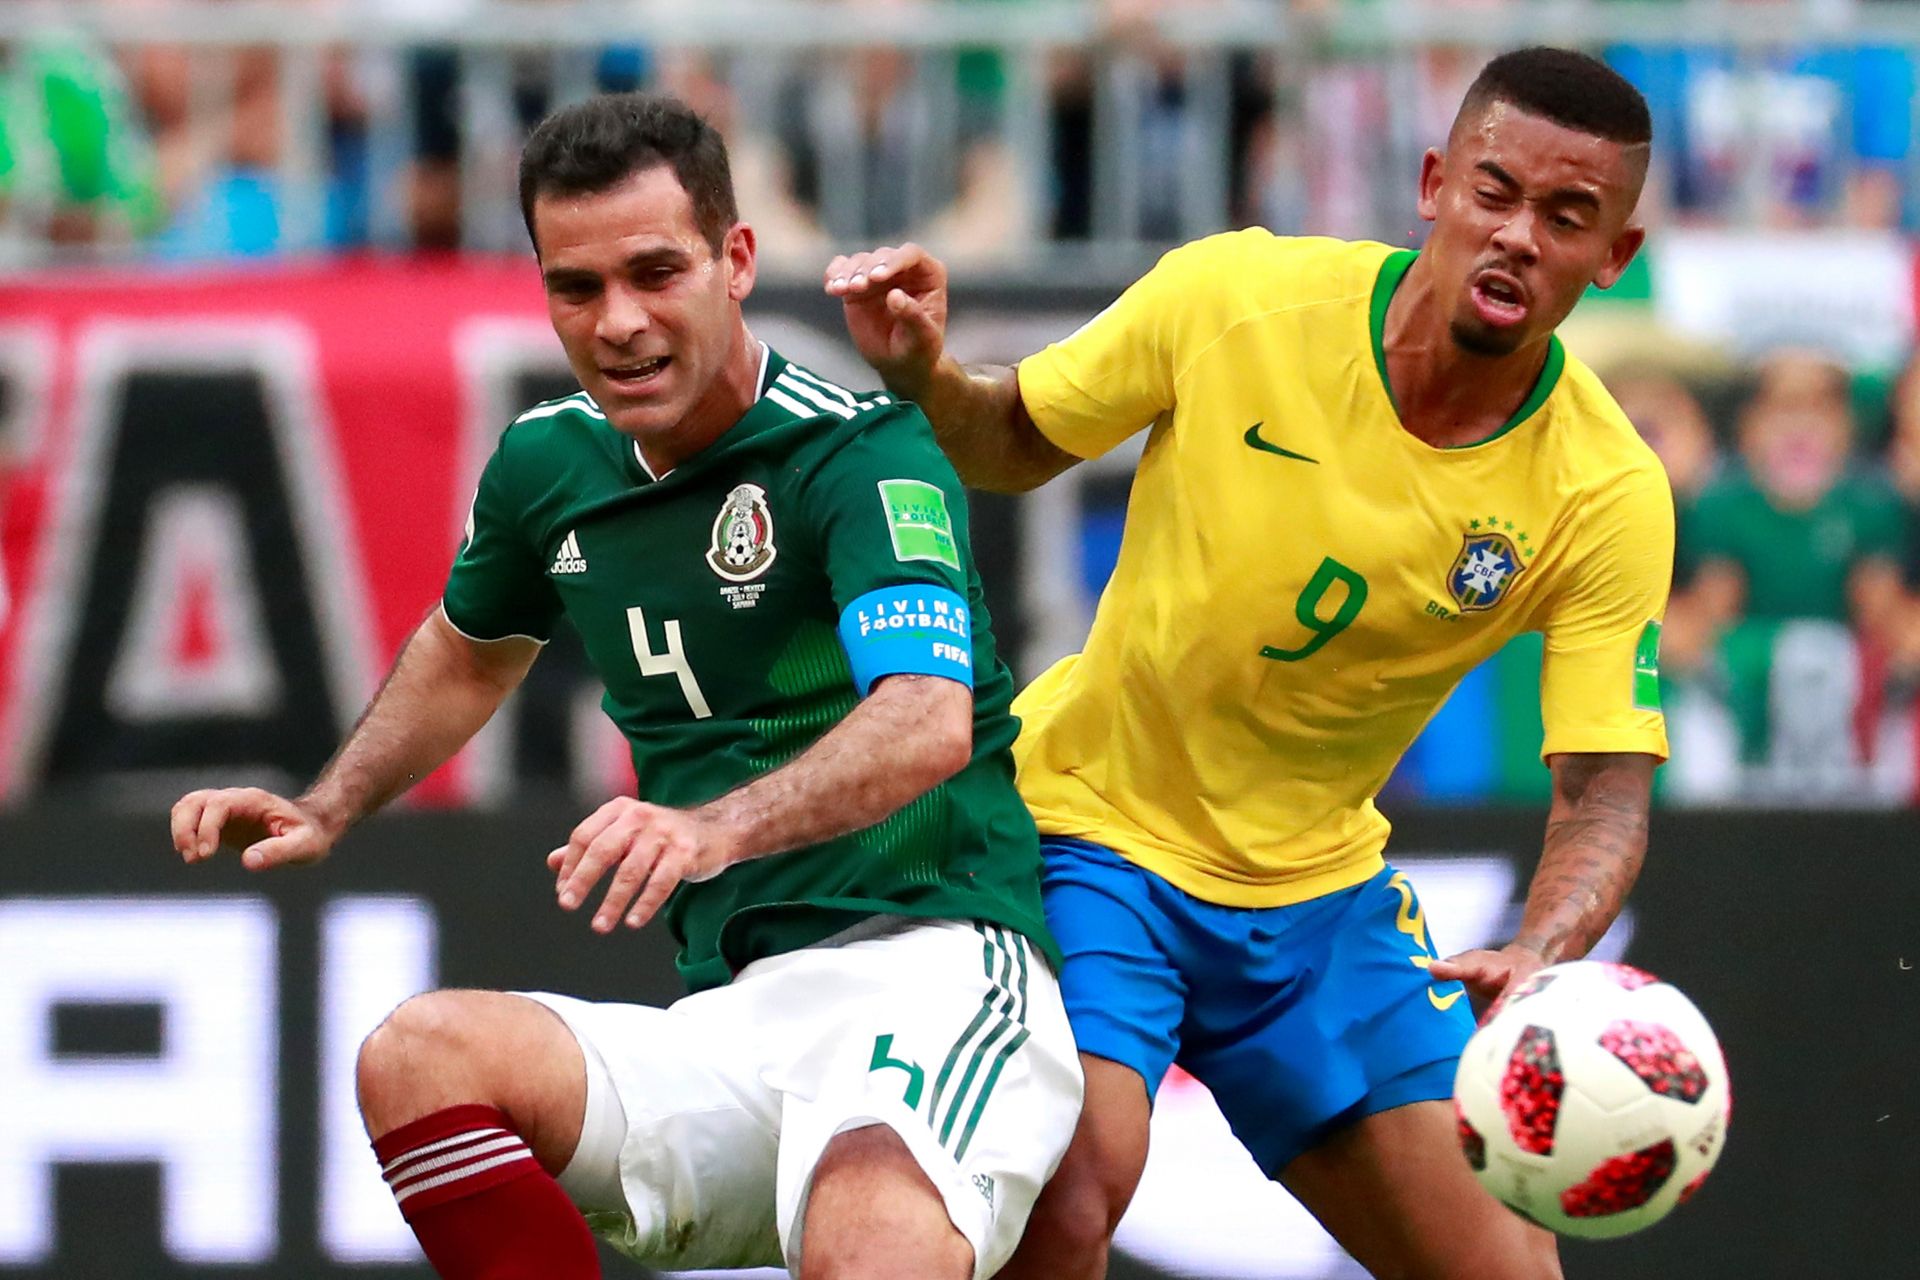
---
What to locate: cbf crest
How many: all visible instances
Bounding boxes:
[708,483,777,582]
[1447,522,1530,612]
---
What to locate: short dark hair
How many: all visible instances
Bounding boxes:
[1456,47,1652,148]
[518,93,738,254]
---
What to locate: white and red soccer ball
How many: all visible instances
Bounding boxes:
[1453,960,1731,1240]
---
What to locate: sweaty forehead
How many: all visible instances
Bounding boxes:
[533,166,706,261]
[1453,99,1644,200]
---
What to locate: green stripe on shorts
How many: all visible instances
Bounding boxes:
[955,1026,1031,1160]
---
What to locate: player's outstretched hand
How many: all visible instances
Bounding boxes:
[548,798,736,934]
[170,786,338,871]
[1427,943,1547,1023]
[824,242,949,396]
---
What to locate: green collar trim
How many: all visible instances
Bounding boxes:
[1368,248,1565,449]
[1368,249,1418,418]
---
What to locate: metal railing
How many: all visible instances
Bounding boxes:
[5,0,1920,278]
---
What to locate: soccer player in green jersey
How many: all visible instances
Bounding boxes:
[169,94,1081,1280]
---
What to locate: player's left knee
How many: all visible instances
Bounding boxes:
[800,1127,973,1280]
[354,990,490,1129]
[1019,1157,1119,1262]
[803,1239,972,1280]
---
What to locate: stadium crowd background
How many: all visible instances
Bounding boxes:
[4,0,1920,811]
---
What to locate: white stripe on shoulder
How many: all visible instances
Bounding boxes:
[775,373,856,420]
[513,394,604,424]
[766,385,825,421]
[783,365,859,407]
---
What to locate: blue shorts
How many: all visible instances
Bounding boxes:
[1042,837,1474,1175]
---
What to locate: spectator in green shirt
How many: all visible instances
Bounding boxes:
[1610,368,1720,566]
[1690,351,1908,625]
[1680,350,1913,759]
[0,28,161,247]
[1879,351,1920,674]
[1887,349,1920,570]
[1609,366,1725,676]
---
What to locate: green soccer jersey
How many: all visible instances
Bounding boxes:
[443,346,1053,991]
[1689,466,1910,622]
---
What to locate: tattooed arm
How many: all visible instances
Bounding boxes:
[1427,752,1657,1011]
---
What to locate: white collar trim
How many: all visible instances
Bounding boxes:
[632,342,771,482]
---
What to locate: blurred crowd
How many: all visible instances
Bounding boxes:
[1605,349,1920,802]
[6,0,1920,802]
[8,0,1920,261]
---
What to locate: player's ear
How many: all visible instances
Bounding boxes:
[1591,222,1646,291]
[1416,148,1445,222]
[723,222,757,302]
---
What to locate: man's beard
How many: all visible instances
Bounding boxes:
[1449,316,1525,358]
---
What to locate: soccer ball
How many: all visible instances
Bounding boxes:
[1452,960,1730,1240]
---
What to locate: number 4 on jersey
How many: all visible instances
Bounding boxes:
[626,605,713,719]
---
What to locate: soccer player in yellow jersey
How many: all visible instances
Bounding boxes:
[829,47,1668,1280]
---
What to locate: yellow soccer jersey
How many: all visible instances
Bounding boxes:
[1013,231,1674,908]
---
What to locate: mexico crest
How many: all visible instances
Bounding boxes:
[1447,530,1527,612]
[707,483,777,582]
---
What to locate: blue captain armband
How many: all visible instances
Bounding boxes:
[837,585,975,695]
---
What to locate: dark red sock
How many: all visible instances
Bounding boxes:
[373,1103,600,1280]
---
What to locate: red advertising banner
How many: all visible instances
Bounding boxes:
[0,259,570,805]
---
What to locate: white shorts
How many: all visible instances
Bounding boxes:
[520,916,1083,1279]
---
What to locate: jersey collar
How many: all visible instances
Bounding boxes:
[1368,248,1566,449]
[626,342,788,484]
[753,339,773,399]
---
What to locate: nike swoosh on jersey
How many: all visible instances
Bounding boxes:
[1428,988,1466,1012]
[1242,422,1318,464]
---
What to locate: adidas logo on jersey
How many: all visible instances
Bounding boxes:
[550,530,588,575]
